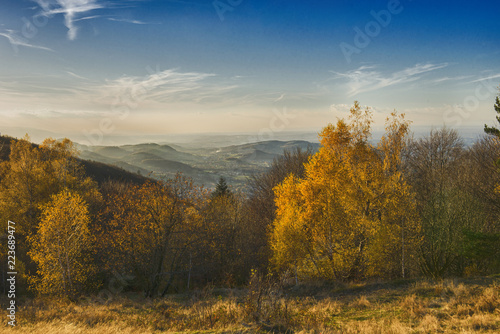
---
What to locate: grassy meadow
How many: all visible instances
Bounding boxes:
[2,276,499,333]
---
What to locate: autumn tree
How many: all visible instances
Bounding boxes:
[368,111,421,278]
[0,136,46,238]
[0,136,100,236]
[196,190,246,284]
[270,102,420,281]
[271,174,310,280]
[29,190,96,297]
[0,136,100,292]
[247,147,313,227]
[104,175,208,297]
[243,147,313,275]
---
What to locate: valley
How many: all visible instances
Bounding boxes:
[77,140,320,190]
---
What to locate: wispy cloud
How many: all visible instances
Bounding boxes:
[431,75,473,84]
[332,63,449,96]
[74,15,102,22]
[0,69,242,109]
[469,73,500,83]
[102,69,214,93]
[33,0,105,40]
[30,69,335,110]
[107,17,149,25]
[274,93,286,102]
[1,68,329,117]
[66,71,89,80]
[98,69,239,105]
[0,29,53,51]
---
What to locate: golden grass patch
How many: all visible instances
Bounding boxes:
[3,277,499,333]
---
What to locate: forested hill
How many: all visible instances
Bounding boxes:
[1,104,500,302]
[76,139,320,189]
[0,135,149,185]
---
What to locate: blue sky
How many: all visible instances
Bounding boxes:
[1,0,499,144]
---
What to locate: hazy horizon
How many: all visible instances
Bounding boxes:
[0,124,488,148]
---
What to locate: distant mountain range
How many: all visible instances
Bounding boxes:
[77,140,320,190]
[2,125,485,191]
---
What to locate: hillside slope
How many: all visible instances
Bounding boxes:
[77,140,320,189]
[0,136,149,185]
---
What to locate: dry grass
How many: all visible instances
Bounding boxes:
[350,295,371,309]
[1,277,499,333]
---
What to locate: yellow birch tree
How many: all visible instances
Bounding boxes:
[29,190,95,297]
[270,102,420,280]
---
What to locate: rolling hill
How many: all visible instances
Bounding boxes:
[1,136,319,190]
[77,140,319,189]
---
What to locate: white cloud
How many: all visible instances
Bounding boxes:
[98,69,239,105]
[274,93,285,102]
[65,71,89,80]
[469,73,500,83]
[431,75,473,84]
[331,63,449,96]
[107,18,148,25]
[0,29,53,51]
[74,15,102,22]
[329,103,351,114]
[33,0,104,40]
[0,69,244,110]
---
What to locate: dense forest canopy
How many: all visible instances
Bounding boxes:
[1,95,500,298]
